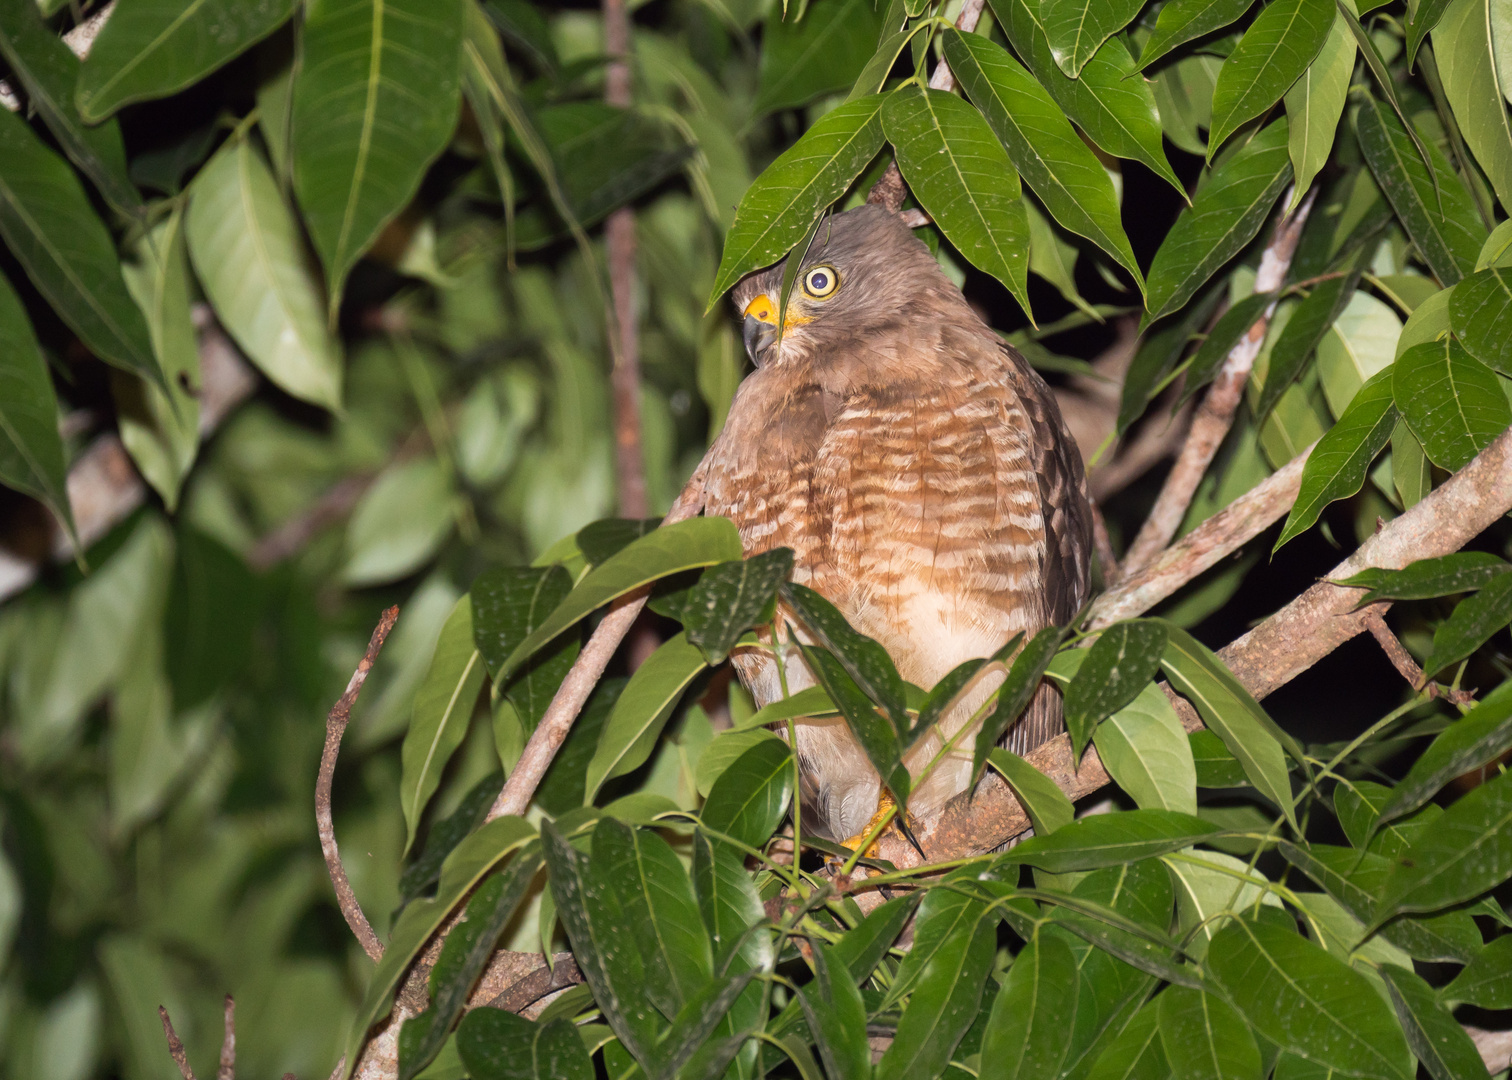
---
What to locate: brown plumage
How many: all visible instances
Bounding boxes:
[707,205,1091,841]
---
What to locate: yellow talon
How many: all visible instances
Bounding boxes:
[842,789,901,858]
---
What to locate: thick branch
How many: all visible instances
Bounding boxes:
[318,606,400,963]
[1121,188,1315,576]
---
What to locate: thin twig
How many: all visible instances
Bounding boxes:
[318,606,400,962]
[1089,498,1120,586]
[1364,610,1426,690]
[1121,187,1316,576]
[866,0,986,212]
[219,994,235,1080]
[159,1006,197,1080]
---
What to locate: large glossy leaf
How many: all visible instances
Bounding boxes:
[0,270,71,535]
[884,85,1031,315]
[944,31,1141,286]
[1276,367,1396,549]
[77,0,297,121]
[1083,1001,1168,1080]
[1167,848,1282,959]
[1041,0,1145,77]
[1136,0,1256,71]
[973,625,1067,782]
[1374,680,1512,827]
[1406,0,1456,67]
[502,518,741,679]
[584,632,706,802]
[798,943,869,1080]
[882,878,990,1008]
[1371,770,1512,927]
[341,816,537,1080]
[1393,337,1511,470]
[802,645,911,803]
[1158,985,1262,1080]
[978,933,1081,1080]
[400,595,486,854]
[456,1009,594,1080]
[1256,257,1366,421]
[471,566,578,733]
[1450,267,1512,374]
[833,891,922,985]
[780,582,908,730]
[1379,964,1491,1080]
[691,832,770,972]
[186,137,343,409]
[291,0,465,317]
[1336,551,1512,604]
[987,748,1075,836]
[1065,621,1168,758]
[700,738,794,851]
[754,0,885,114]
[0,108,159,387]
[995,0,1183,193]
[1159,624,1298,827]
[1433,0,1512,215]
[1094,683,1199,815]
[1441,934,1512,1008]
[0,0,139,217]
[1144,120,1294,324]
[1206,917,1413,1080]
[684,548,792,665]
[707,94,886,306]
[1209,0,1333,156]
[1356,97,1485,286]
[996,810,1221,873]
[1421,572,1512,677]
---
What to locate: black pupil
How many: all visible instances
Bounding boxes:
[810,271,829,291]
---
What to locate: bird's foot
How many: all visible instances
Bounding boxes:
[841,790,904,859]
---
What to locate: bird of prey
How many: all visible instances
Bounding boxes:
[705,204,1092,846]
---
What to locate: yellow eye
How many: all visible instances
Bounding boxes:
[803,265,839,298]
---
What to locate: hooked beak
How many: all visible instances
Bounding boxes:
[742,293,778,366]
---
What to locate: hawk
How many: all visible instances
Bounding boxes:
[705,204,1093,846]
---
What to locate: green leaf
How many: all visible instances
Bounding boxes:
[584,632,707,803]
[1450,267,1512,374]
[847,23,926,102]
[780,581,908,730]
[1379,964,1492,1080]
[1041,0,1145,77]
[798,943,869,1080]
[707,94,886,307]
[341,458,457,586]
[1334,780,1440,858]
[1065,621,1168,758]
[342,816,537,1080]
[1083,1001,1168,1080]
[1372,770,1512,928]
[831,891,922,983]
[400,845,544,1080]
[593,818,712,1016]
[738,685,837,730]
[883,877,990,1009]
[1433,0,1512,216]
[1094,683,1199,815]
[1256,258,1367,422]
[1190,730,1248,787]
[944,30,1141,288]
[995,810,1221,873]
[471,566,578,734]
[0,270,72,536]
[877,888,995,1080]
[482,0,559,79]
[973,626,1067,783]
[1406,0,1456,69]
[1356,97,1486,286]
[988,748,1076,836]
[1206,917,1413,1080]
[1158,985,1262,1080]
[803,646,912,803]
[576,518,662,566]
[684,548,793,665]
[1335,551,1512,604]
[77,0,297,121]
[503,518,742,680]
[1276,367,1396,549]
[1180,291,1277,408]
[0,0,140,217]
[1159,624,1298,828]
[1137,0,1257,72]
[1316,289,1402,417]
[400,595,486,854]
[995,0,1183,194]
[1210,0,1334,157]
[692,832,771,972]
[1423,573,1512,676]
[540,821,664,1066]
[1167,848,1283,958]
[186,136,343,410]
[291,0,465,318]
[978,932,1081,1080]
[1440,933,1512,1008]
[696,728,781,798]
[456,1010,594,1080]
[0,108,159,387]
[1144,120,1294,325]
[1393,337,1511,470]
[884,84,1032,316]
[754,0,885,114]
[701,738,794,851]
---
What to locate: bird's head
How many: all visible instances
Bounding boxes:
[731,204,967,369]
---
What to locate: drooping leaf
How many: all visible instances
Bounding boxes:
[77,0,297,121]
[988,748,1076,837]
[1393,337,1511,470]
[780,581,908,730]
[1406,0,1457,69]
[1335,552,1512,604]
[456,1009,594,1080]
[1041,0,1146,78]
[186,136,343,410]
[1094,683,1199,816]
[1255,257,1367,421]
[798,943,869,1080]
[1450,267,1512,375]
[1276,366,1396,549]
[1158,984,1262,1080]
[1440,934,1512,1008]
[1136,0,1257,72]
[692,832,771,973]
[882,877,991,1009]
[803,645,911,804]
[700,738,794,852]
[684,548,793,665]
[291,0,466,318]
[1356,97,1486,286]
[1421,572,1512,677]
[978,932,1081,1080]
[0,270,72,536]
[471,566,578,733]
[973,625,1068,783]
[1144,119,1294,324]
[0,107,159,387]
[584,633,707,803]
[1379,963,1492,1080]
[754,0,885,114]
[1064,621,1168,758]
[884,84,1032,316]
[831,891,922,984]
[1209,0,1333,156]
[1433,0,1512,215]
[1180,291,1277,408]
[995,810,1222,873]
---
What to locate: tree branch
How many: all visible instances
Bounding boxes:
[1121,187,1315,576]
[159,1006,197,1080]
[318,606,400,963]
[219,994,235,1080]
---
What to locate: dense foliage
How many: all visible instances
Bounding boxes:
[0,0,1509,1078]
